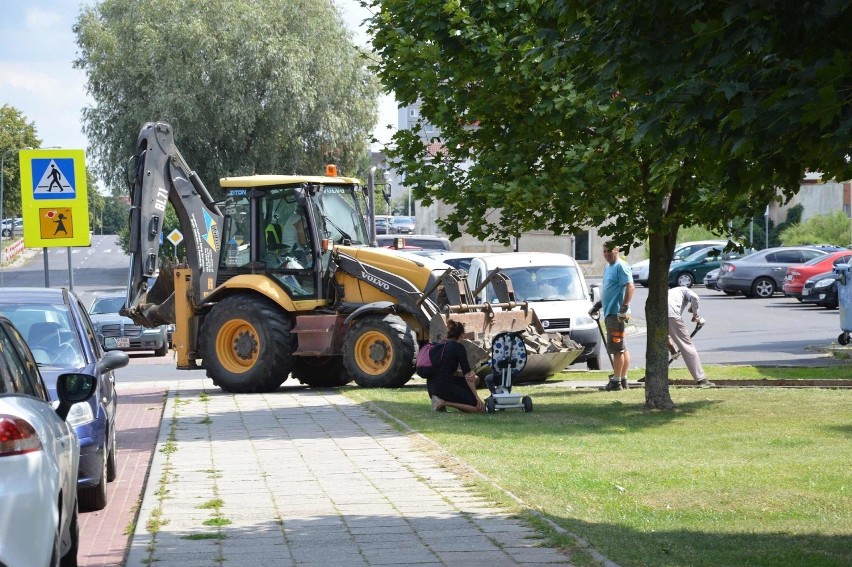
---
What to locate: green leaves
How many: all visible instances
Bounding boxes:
[75,0,379,196]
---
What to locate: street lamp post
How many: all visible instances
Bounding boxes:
[1,147,32,286]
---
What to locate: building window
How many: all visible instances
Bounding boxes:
[425,123,434,133]
[573,230,590,261]
[409,108,418,118]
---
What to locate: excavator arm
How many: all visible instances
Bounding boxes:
[123,122,224,327]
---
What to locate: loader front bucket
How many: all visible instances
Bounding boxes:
[429,305,583,382]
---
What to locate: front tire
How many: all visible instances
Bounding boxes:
[343,314,416,388]
[522,396,533,413]
[751,277,776,298]
[676,272,695,288]
[202,294,295,393]
[106,424,117,482]
[79,451,108,511]
[292,356,352,388]
[586,354,601,370]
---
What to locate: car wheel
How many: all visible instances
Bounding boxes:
[106,424,117,482]
[522,396,533,413]
[50,526,61,567]
[586,355,601,370]
[676,272,695,288]
[1,228,10,237]
[751,277,776,298]
[154,343,168,357]
[79,451,108,511]
[59,501,79,567]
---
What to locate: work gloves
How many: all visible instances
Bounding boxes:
[617,304,630,323]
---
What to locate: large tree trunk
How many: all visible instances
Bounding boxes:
[643,231,677,410]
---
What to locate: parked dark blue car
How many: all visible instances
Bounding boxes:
[800,270,839,309]
[0,288,129,510]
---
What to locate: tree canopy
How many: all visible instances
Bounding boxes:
[0,105,42,219]
[74,0,380,196]
[368,0,851,409]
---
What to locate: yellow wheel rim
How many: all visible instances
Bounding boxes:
[353,330,392,375]
[215,318,259,374]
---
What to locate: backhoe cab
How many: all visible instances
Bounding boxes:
[124,122,579,393]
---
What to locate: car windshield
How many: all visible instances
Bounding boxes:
[90,296,125,314]
[0,303,85,367]
[683,247,723,263]
[492,266,586,301]
[802,254,832,266]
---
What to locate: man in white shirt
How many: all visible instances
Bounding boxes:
[668,286,713,387]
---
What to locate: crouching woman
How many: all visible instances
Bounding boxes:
[430,320,485,413]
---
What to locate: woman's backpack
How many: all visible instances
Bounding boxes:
[415,341,446,378]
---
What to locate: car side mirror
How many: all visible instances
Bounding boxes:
[55,373,97,421]
[98,350,130,373]
[589,283,601,303]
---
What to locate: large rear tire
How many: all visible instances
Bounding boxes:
[292,356,352,388]
[202,294,294,393]
[343,314,416,388]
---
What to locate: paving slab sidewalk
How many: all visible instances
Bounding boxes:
[125,381,576,566]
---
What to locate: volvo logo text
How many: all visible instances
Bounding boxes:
[361,271,390,290]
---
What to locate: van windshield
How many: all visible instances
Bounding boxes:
[494,266,586,301]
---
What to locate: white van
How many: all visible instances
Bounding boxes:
[466,252,602,370]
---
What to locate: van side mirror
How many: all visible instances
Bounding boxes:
[589,283,601,303]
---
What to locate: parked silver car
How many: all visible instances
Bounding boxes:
[716,246,829,298]
[389,216,415,234]
[0,316,98,567]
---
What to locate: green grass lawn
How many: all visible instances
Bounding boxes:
[344,375,851,567]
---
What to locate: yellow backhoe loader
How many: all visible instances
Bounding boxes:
[123,122,579,392]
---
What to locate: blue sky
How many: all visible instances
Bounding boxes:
[0,0,397,154]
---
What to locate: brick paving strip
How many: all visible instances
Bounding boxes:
[125,386,577,566]
[78,388,167,567]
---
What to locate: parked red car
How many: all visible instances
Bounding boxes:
[783,250,852,300]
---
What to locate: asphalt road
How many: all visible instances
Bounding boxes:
[614,283,845,370]
[4,235,847,372]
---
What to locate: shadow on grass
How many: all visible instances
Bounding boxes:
[533,513,851,567]
[362,391,725,438]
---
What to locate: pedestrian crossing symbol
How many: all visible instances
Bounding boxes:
[32,158,76,199]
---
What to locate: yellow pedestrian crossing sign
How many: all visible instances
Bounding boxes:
[19,149,90,247]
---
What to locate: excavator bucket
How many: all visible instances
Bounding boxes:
[428,306,582,383]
